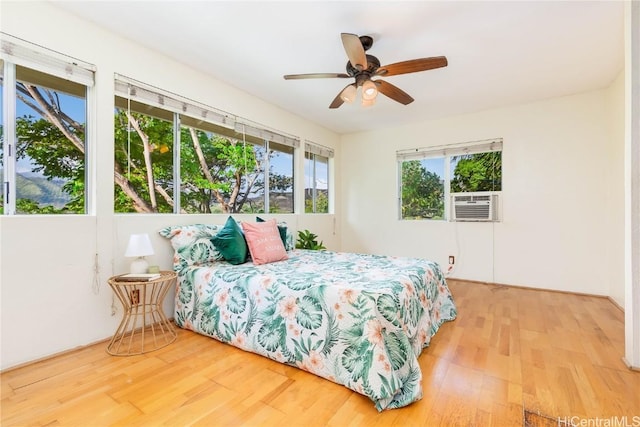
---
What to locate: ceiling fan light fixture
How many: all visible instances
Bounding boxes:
[362,80,378,101]
[340,84,357,103]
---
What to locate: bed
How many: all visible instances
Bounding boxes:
[160,221,457,411]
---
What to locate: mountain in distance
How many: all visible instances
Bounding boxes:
[0,167,71,208]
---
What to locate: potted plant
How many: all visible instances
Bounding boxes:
[295,230,326,250]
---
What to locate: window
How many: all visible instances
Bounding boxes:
[1,36,94,215]
[114,76,299,214]
[400,157,445,220]
[268,141,294,214]
[304,142,332,213]
[178,121,241,214]
[397,139,502,220]
[178,121,294,214]
[114,96,174,213]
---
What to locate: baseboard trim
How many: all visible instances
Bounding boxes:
[622,357,640,372]
[0,336,111,374]
[447,277,623,311]
[607,296,625,312]
[1,318,177,374]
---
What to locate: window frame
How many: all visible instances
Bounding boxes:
[304,141,333,214]
[397,138,503,221]
[1,35,95,215]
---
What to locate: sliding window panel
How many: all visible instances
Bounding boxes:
[14,65,87,214]
[242,141,266,214]
[179,120,243,213]
[304,152,329,214]
[268,141,294,214]
[400,157,445,220]
[114,97,174,213]
[180,116,269,214]
[450,151,502,193]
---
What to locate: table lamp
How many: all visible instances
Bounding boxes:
[125,233,154,274]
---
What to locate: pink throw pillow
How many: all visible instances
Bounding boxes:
[242,219,288,265]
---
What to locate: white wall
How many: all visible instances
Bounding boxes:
[340,86,624,297]
[623,0,640,369]
[606,71,626,307]
[0,1,340,370]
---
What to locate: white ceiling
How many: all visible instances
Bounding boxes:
[51,1,624,135]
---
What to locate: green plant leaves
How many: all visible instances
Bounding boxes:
[295,229,326,250]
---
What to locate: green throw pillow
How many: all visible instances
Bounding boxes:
[256,216,288,248]
[212,216,248,265]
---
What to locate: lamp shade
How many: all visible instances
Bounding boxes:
[339,84,357,103]
[124,233,154,257]
[361,80,378,101]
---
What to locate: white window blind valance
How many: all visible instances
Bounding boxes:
[234,122,300,149]
[115,75,299,149]
[0,33,95,87]
[305,141,334,158]
[396,138,503,161]
[114,75,235,130]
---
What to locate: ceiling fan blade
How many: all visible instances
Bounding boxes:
[341,33,367,71]
[284,73,350,80]
[329,94,345,109]
[375,80,414,105]
[376,56,448,77]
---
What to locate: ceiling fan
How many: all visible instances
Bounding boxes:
[283,33,448,109]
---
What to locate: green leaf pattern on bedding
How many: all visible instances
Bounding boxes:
[173,249,457,411]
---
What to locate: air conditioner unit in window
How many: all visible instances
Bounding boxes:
[451,192,499,222]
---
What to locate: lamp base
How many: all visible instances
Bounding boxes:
[130,257,149,274]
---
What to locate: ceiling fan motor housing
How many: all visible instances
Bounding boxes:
[359,35,373,51]
[346,54,381,79]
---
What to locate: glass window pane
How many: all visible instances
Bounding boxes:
[243,142,265,214]
[179,126,216,214]
[15,65,87,214]
[315,155,328,213]
[179,125,264,214]
[400,158,445,220]
[305,152,328,213]
[450,151,502,192]
[268,141,293,214]
[113,104,174,213]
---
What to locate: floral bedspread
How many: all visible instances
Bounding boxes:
[173,249,457,411]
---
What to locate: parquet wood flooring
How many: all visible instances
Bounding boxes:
[1,280,638,426]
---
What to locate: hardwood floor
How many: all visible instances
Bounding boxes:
[1,280,638,426]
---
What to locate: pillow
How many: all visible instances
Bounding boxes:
[158,224,223,267]
[256,217,294,251]
[211,216,248,265]
[256,216,286,246]
[243,219,288,265]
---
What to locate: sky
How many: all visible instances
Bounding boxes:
[11,85,86,174]
[423,157,445,179]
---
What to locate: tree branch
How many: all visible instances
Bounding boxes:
[154,183,186,213]
[114,163,154,213]
[189,128,229,212]
[125,111,158,211]
[23,85,85,154]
